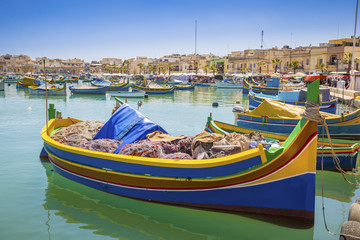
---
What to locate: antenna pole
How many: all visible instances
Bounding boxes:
[261,30,264,49]
[195,20,197,57]
[43,58,49,135]
[351,0,359,77]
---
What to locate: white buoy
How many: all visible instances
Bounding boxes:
[236,100,241,104]
[27,107,32,111]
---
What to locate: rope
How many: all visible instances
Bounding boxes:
[321,124,360,240]
[316,108,360,239]
[300,101,325,123]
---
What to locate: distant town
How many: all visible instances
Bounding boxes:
[1,37,359,75]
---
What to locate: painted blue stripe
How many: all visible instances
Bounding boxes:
[44,143,263,178]
[52,163,315,212]
[316,154,358,170]
[236,120,294,134]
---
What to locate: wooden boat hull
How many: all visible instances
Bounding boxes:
[93,82,130,91]
[235,108,360,140]
[133,85,175,94]
[174,83,195,90]
[205,118,359,171]
[28,86,66,95]
[41,115,318,222]
[214,81,242,89]
[249,93,337,114]
[69,86,106,95]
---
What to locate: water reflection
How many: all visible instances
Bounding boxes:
[41,161,314,240]
[315,170,359,202]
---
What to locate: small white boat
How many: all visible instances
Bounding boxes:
[109,88,146,98]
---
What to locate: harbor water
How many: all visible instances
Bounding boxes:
[0,83,359,240]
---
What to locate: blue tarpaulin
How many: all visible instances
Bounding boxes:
[93,103,167,153]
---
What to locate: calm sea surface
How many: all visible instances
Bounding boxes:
[0,83,358,240]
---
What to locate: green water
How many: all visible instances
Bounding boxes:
[0,84,359,240]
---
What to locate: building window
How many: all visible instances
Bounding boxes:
[244,64,246,68]
[319,59,323,65]
[306,59,309,65]
[240,64,242,68]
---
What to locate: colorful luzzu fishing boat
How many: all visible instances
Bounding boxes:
[174,82,195,90]
[249,88,337,113]
[243,78,280,95]
[16,77,41,88]
[235,99,360,140]
[28,84,67,96]
[40,81,323,223]
[133,83,175,94]
[214,80,243,89]
[69,85,107,95]
[91,79,131,91]
[205,116,359,171]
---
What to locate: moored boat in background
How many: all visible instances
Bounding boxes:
[69,85,106,95]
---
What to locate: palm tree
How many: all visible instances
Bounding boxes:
[161,68,167,74]
[192,61,199,75]
[202,64,209,75]
[271,58,282,73]
[209,64,217,76]
[256,61,266,73]
[316,63,327,73]
[141,66,146,74]
[137,63,144,74]
[240,67,248,74]
[167,63,172,75]
[123,60,130,74]
[288,60,300,73]
[343,53,353,74]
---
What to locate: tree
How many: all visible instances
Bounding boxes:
[123,60,130,74]
[192,61,199,75]
[316,63,327,73]
[343,53,353,74]
[288,60,300,73]
[271,58,282,73]
[167,63,172,75]
[256,61,266,73]
[202,64,209,75]
[137,63,144,74]
[147,64,156,74]
[240,67,249,74]
[209,64,217,76]
[161,68,167,74]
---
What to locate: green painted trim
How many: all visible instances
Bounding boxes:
[306,79,320,103]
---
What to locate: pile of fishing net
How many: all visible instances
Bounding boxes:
[50,120,122,153]
[119,131,193,159]
[119,130,270,160]
[51,120,105,146]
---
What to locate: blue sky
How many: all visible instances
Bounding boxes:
[0,0,358,62]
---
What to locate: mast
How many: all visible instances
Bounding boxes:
[351,0,359,75]
[261,30,264,49]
